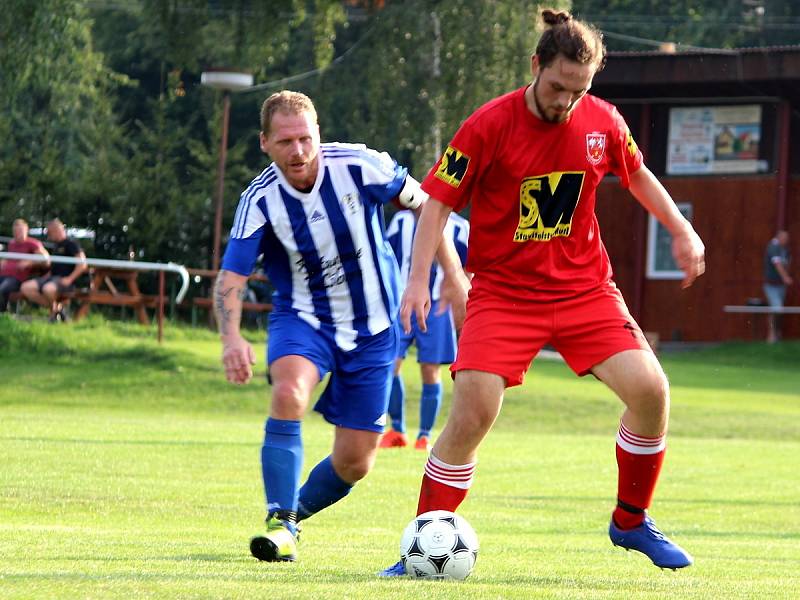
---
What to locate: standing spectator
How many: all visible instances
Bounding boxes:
[381,8,705,576]
[763,230,792,343]
[0,219,49,313]
[214,90,468,563]
[21,218,86,322]
[380,210,470,451]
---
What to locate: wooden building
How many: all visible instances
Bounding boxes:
[592,46,800,342]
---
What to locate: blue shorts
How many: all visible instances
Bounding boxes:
[396,299,457,364]
[267,312,397,432]
[763,283,786,308]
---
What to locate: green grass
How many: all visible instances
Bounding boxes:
[1,315,799,599]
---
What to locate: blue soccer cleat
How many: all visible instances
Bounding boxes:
[609,515,693,570]
[377,560,407,577]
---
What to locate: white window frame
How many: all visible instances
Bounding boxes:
[646,203,693,280]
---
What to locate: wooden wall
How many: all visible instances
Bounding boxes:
[596,176,799,341]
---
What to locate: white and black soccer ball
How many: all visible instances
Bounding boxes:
[400,510,479,580]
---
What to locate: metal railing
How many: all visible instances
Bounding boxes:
[0,252,189,342]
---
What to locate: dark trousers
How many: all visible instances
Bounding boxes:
[0,276,22,312]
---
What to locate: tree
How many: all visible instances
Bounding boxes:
[0,0,127,231]
[84,0,347,266]
[571,0,800,50]
[313,0,568,178]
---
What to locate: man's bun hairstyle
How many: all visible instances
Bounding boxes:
[536,8,606,72]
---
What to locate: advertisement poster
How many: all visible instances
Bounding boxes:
[667,105,766,175]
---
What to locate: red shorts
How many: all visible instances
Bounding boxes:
[452,281,652,387]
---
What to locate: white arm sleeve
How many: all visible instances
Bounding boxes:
[396,175,428,210]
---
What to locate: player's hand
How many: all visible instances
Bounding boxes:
[400,278,431,334]
[437,269,471,332]
[221,334,256,384]
[671,226,705,289]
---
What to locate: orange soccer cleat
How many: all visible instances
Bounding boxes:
[379,430,409,448]
[414,435,431,452]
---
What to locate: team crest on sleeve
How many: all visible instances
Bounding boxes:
[625,128,639,157]
[434,145,470,188]
[586,133,606,165]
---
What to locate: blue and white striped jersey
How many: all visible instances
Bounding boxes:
[222,142,408,351]
[386,210,469,301]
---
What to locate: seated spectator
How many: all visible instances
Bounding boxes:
[20,218,87,322]
[0,219,49,313]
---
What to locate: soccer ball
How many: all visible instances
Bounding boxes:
[400,510,479,580]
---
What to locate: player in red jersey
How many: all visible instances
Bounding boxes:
[380,9,705,576]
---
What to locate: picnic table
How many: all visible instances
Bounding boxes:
[1,252,188,342]
[74,267,155,324]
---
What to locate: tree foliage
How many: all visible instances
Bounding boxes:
[2,0,800,269]
[572,0,800,50]
[312,0,561,177]
[0,0,126,229]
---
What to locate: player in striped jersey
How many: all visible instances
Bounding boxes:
[215,91,469,563]
[380,210,469,451]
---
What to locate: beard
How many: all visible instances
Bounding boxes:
[532,78,572,124]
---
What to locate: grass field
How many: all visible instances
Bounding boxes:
[1,316,799,599]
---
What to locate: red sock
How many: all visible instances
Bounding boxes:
[613,421,666,530]
[416,455,476,515]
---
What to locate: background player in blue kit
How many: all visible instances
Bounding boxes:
[214,91,470,563]
[380,210,469,451]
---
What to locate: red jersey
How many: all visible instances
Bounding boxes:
[421,86,642,301]
[0,238,45,281]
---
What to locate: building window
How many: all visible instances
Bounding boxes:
[666,105,767,175]
[646,203,693,280]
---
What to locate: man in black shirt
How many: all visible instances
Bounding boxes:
[21,218,87,322]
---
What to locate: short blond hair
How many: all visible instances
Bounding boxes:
[260,90,317,135]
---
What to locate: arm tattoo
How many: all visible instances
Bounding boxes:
[213,272,244,337]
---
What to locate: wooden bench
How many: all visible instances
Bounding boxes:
[191,297,273,313]
[8,288,161,323]
[8,265,166,325]
[723,305,800,315]
[723,304,800,339]
[9,289,84,315]
[187,268,272,327]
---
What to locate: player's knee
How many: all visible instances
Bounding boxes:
[450,400,496,436]
[630,370,670,416]
[270,381,307,418]
[420,363,441,384]
[648,370,669,401]
[334,455,373,483]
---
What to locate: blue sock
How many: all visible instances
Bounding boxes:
[388,375,406,433]
[296,455,353,521]
[261,418,303,517]
[418,382,442,438]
